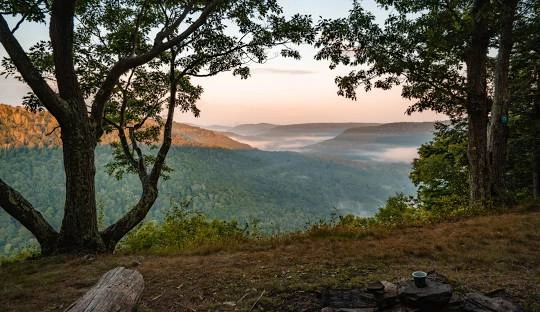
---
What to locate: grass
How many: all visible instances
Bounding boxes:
[0,210,539,311]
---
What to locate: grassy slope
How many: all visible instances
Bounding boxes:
[0,211,539,311]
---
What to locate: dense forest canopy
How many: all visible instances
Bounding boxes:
[0,146,415,256]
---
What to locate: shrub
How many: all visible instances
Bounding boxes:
[117,204,247,253]
[375,193,420,224]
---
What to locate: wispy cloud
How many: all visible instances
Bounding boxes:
[252,68,317,75]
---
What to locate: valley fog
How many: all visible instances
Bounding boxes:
[218,122,433,163]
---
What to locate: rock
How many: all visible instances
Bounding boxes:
[398,279,453,311]
[462,292,524,312]
[377,281,399,308]
[444,293,466,312]
[320,288,377,309]
[366,281,385,293]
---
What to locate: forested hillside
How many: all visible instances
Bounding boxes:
[0,146,414,255]
[0,103,251,150]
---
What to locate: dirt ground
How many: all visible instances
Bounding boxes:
[1,211,539,311]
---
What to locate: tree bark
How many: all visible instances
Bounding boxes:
[66,267,144,312]
[465,0,491,205]
[533,71,540,200]
[534,149,539,200]
[488,0,518,203]
[57,113,105,253]
[468,108,490,203]
[0,179,58,255]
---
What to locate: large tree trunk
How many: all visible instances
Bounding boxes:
[57,112,105,253]
[466,0,491,205]
[488,0,518,203]
[533,73,540,200]
[534,149,540,200]
[468,108,490,202]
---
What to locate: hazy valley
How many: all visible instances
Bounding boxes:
[0,104,438,255]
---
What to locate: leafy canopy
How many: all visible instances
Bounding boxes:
[315,0,480,117]
[2,0,315,111]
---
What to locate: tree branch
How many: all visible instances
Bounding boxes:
[103,117,140,171]
[90,0,220,141]
[10,12,29,33]
[101,49,179,250]
[0,15,68,121]
[128,127,148,178]
[100,182,158,250]
[154,0,197,44]
[49,0,84,104]
[129,3,147,56]
[149,51,177,184]
[0,178,58,255]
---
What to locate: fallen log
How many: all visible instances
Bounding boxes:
[66,266,144,312]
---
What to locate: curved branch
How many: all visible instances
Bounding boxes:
[0,178,58,255]
[10,12,29,33]
[90,0,220,141]
[0,15,68,121]
[50,0,83,103]
[101,50,179,250]
[149,51,177,184]
[100,182,158,250]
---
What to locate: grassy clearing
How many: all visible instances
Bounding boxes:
[0,210,539,311]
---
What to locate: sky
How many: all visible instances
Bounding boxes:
[0,0,443,126]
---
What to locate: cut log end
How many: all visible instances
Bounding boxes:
[66,266,144,312]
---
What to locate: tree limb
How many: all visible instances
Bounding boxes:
[154,0,197,44]
[10,12,29,34]
[149,50,177,184]
[100,182,158,251]
[0,15,68,121]
[128,127,148,178]
[49,0,84,105]
[101,49,179,250]
[0,178,58,255]
[103,117,140,171]
[90,0,220,141]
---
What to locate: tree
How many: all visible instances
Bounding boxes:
[0,0,314,254]
[410,121,469,210]
[506,0,540,199]
[315,0,518,205]
[488,0,518,202]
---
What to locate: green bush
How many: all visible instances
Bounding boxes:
[117,205,247,253]
[375,193,423,224]
[0,243,40,265]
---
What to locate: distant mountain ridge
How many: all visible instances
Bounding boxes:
[229,123,277,135]
[224,122,382,137]
[341,122,436,135]
[263,123,381,136]
[306,122,437,154]
[0,103,252,150]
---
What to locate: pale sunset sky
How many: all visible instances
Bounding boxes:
[0,0,442,126]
